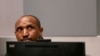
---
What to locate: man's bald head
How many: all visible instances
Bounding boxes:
[15,15,41,28]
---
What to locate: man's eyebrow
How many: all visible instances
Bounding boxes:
[16,24,23,28]
[26,25,36,28]
[27,24,35,26]
[27,25,33,26]
[16,26,22,29]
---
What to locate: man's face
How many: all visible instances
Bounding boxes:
[15,16,43,41]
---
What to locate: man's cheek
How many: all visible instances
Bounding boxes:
[30,31,37,34]
[16,34,22,38]
[16,34,20,37]
[30,32,38,37]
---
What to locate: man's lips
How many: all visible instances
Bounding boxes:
[21,38,32,42]
[23,40,30,42]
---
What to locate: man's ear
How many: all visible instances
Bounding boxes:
[40,27,43,33]
[40,27,43,36]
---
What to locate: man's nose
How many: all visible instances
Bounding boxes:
[23,29,29,38]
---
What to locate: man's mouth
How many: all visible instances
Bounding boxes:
[21,38,32,42]
[23,40,30,42]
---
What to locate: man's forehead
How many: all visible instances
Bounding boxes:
[16,22,34,27]
[19,16,36,22]
[15,16,37,27]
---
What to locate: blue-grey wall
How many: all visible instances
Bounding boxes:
[24,0,97,36]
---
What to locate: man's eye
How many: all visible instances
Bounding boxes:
[16,28,23,32]
[28,27,33,30]
[27,26,34,30]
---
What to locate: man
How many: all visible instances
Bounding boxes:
[15,15,43,41]
[5,15,44,56]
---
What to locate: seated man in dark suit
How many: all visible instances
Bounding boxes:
[15,15,43,42]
